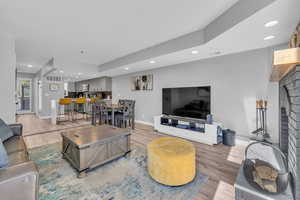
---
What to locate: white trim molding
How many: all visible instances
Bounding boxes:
[38,115,51,119]
[135,120,154,126]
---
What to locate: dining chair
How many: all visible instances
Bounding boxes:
[118,99,126,106]
[98,101,112,125]
[115,99,126,115]
[115,100,135,129]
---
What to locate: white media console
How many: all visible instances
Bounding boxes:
[153,115,222,145]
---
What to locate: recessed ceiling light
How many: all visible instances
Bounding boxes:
[27,64,33,68]
[59,70,64,73]
[210,51,221,55]
[124,67,129,70]
[265,20,278,27]
[191,50,199,54]
[149,60,156,64]
[78,72,82,75]
[264,35,275,40]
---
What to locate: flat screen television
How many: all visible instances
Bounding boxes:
[162,86,211,119]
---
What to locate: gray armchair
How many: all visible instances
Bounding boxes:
[8,123,23,136]
[0,122,39,200]
[0,161,39,200]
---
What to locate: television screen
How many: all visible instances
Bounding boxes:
[162,86,211,119]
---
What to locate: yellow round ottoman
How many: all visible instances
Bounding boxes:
[147,137,196,186]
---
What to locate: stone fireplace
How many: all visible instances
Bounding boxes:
[279,65,300,199]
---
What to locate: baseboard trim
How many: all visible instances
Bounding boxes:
[135,120,154,126]
[16,112,35,115]
[38,115,51,119]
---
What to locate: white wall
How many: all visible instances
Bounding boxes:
[33,69,64,118]
[0,32,16,123]
[37,76,64,118]
[112,46,282,143]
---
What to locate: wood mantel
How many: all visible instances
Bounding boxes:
[270,47,300,81]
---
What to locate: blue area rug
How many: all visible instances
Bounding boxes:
[29,143,207,200]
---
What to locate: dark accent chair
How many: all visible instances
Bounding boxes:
[0,120,39,200]
[115,99,136,129]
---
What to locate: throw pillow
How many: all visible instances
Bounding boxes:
[0,119,14,142]
[0,139,8,168]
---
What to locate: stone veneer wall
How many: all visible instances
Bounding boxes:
[280,107,289,154]
[279,65,300,199]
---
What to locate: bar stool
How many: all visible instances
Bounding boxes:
[75,98,87,120]
[86,98,96,120]
[57,98,73,123]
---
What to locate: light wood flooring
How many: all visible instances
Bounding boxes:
[20,114,246,200]
[133,124,246,200]
[17,114,90,136]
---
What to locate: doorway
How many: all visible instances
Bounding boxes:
[17,78,32,113]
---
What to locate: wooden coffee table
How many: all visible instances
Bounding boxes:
[61,125,131,178]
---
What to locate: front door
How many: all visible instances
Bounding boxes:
[17,79,32,113]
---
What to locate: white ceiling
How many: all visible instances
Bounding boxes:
[98,0,300,77]
[1,0,299,79]
[0,0,238,77]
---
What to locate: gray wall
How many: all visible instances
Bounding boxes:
[112,46,284,142]
[0,32,16,123]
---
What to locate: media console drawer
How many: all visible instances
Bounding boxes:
[154,115,222,145]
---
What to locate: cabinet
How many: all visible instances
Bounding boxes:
[89,77,111,92]
[67,82,76,92]
[75,77,112,92]
[153,115,222,145]
[75,81,87,92]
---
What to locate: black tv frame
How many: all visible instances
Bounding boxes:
[162,86,211,120]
